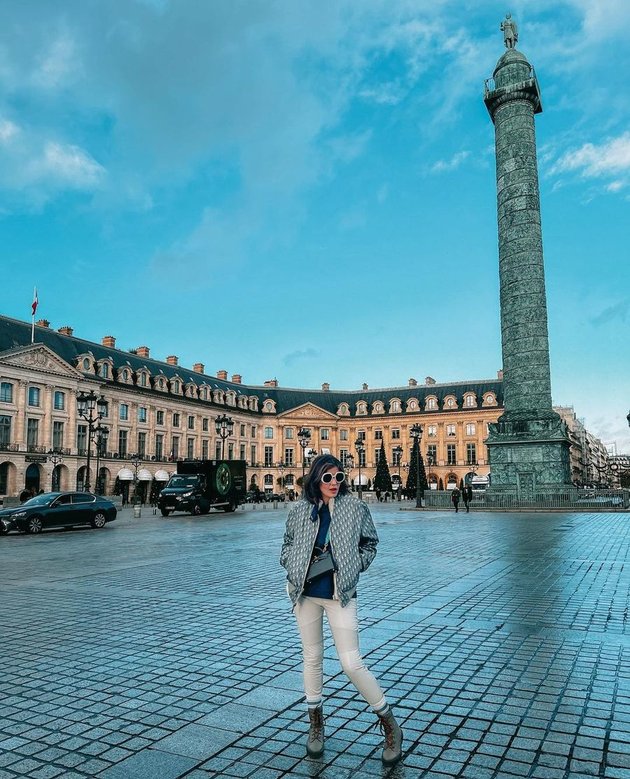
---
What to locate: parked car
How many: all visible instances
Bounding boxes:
[0,492,117,534]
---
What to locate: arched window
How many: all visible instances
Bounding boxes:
[464,394,476,408]
[99,363,109,379]
[426,396,437,411]
[337,403,350,416]
[406,398,418,412]
[389,398,401,413]
[483,392,497,406]
[356,401,368,416]
[372,401,384,414]
[82,358,91,371]
[444,396,457,409]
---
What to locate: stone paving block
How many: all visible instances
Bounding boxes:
[96,748,197,779]
[198,702,274,734]
[154,723,238,760]
[235,686,303,711]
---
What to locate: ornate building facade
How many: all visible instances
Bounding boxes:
[0,314,506,499]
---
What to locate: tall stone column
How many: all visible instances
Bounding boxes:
[484,18,572,499]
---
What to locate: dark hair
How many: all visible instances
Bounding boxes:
[303,454,349,504]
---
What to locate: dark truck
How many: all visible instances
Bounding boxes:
[158,460,247,517]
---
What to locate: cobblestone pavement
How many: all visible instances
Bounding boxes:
[1,504,629,779]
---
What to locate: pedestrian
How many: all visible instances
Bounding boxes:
[19,488,31,503]
[451,487,461,512]
[280,454,403,766]
[462,484,473,513]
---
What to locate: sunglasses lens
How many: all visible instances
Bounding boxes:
[322,472,344,484]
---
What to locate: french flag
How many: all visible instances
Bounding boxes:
[32,287,38,316]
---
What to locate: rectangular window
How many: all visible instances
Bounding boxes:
[228,442,234,460]
[240,424,246,437]
[466,443,477,464]
[284,447,294,466]
[187,437,195,459]
[447,444,456,465]
[0,382,13,403]
[357,430,366,441]
[216,441,222,460]
[359,449,366,467]
[53,391,65,410]
[155,434,164,459]
[202,440,209,459]
[240,443,246,461]
[374,430,383,440]
[391,428,401,440]
[0,415,11,446]
[120,404,129,421]
[138,431,147,457]
[446,424,456,437]
[156,410,165,425]
[285,427,294,439]
[52,421,64,450]
[27,418,39,449]
[172,413,180,428]
[427,444,437,465]
[339,448,349,466]
[77,424,87,455]
[392,447,402,466]
[428,425,437,437]
[374,448,380,465]
[118,429,128,457]
[264,445,274,466]
[188,415,195,430]
[28,387,40,407]
[251,425,257,438]
[465,423,476,436]
[340,429,348,441]
[171,436,179,459]
[203,418,209,432]
[138,406,147,423]
[250,444,257,466]
[321,429,330,441]
[264,426,273,439]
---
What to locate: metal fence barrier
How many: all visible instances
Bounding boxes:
[423,489,630,511]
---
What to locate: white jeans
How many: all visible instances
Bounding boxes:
[294,596,386,711]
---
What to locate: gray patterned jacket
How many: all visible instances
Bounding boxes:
[280,494,379,608]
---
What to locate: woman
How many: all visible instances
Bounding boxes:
[280,454,403,765]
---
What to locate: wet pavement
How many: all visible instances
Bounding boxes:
[0,503,629,778]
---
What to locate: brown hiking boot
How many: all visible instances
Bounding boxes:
[377,708,403,765]
[306,705,324,758]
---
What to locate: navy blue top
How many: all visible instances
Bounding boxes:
[303,503,334,599]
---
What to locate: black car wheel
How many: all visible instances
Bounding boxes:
[223,500,237,513]
[27,517,43,534]
[0,524,8,535]
[91,512,107,529]
[191,503,202,516]
[160,508,171,517]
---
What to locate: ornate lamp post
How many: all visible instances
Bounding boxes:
[410,423,423,508]
[94,424,109,495]
[48,449,63,491]
[393,444,403,500]
[355,437,365,499]
[277,461,286,497]
[297,428,311,487]
[215,414,234,460]
[426,451,434,491]
[77,390,108,492]
[344,452,354,488]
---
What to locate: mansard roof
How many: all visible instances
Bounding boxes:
[0,314,503,416]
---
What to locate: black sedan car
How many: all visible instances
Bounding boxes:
[0,492,117,534]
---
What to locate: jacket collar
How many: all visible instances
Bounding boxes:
[310,496,336,521]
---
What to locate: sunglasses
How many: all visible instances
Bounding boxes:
[321,472,345,484]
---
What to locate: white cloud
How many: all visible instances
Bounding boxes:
[430,150,470,173]
[550,132,630,192]
[35,142,105,188]
[0,120,19,143]
[32,34,78,89]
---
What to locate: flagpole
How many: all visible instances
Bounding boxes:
[31,286,38,343]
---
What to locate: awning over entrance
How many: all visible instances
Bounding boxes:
[154,469,170,481]
[117,468,134,481]
[137,469,152,481]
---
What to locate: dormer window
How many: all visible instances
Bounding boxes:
[389,399,401,413]
[444,396,457,409]
[483,392,497,406]
[83,358,91,371]
[406,398,418,412]
[356,401,368,416]
[263,399,276,413]
[372,401,384,414]
[426,396,438,411]
[337,403,350,416]
[99,363,110,379]
[464,394,476,408]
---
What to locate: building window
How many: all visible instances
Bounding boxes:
[28,387,40,407]
[264,446,274,466]
[264,426,273,439]
[374,448,380,465]
[392,447,402,466]
[428,425,437,437]
[52,421,64,450]
[203,418,209,432]
[285,448,294,466]
[157,410,165,425]
[77,424,87,455]
[140,372,147,387]
[321,429,330,441]
[138,432,146,457]
[357,430,366,441]
[188,415,195,430]
[121,369,129,382]
[99,363,109,379]
[27,418,39,449]
[202,440,209,459]
[426,397,437,410]
[340,429,348,441]
[285,427,294,439]
[138,407,147,423]
[171,436,179,459]
[0,382,13,403]
[120,404,129,421]
[82,358,91,371]
[53,391,65,411]
[0,415,11,446]
[358,450,366,467]
[465,423,476,436]
[251,425,257,437]
[466,443,477,465]
[118,430,128,457]
[187,438,195,459]
[445,397,456,409]
[447,444,456,465]
[239,443,246,460]
[390,400,401,413]
[374,430,383,440]
[464,395,476,408]
[216,441,222,460]
[155,434,163,459]
[446,424,456,437]
[173,413,180,428]
[340,448,349,466]
[391,429,401,440]
[228,442,234,460]
[427,444,437,464]
[240,424,246,437]
[264,474,274,487]
[250,444,257,466]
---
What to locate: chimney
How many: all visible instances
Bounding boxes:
[36,319,50,328]
[497,369,504,380]
[425,376,436,385]
[137,346,150,358]
[102,335,116,348]
[231,374,242,384]
[58,326,73,336]
[166,355,178,366]
[322,382,330,391]
[362,383,368,391]
[193,362,205,374]
[264,379,278,388]
[217,370,228,380]
[408,378,417,387]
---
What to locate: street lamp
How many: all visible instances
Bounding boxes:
[94,424,109,495]
[393,444,403,500]
[130,453,141,505]
[277,461,286,497]
[355,437,365,499]
[215,414,234,460]
[297,428,311,487]
[77,390,108,492]
[409,423,423,508]
[48,449,63,491]
[344,452,354,488]
[426,451,434,491]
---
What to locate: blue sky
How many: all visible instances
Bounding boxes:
[1,0,629,451]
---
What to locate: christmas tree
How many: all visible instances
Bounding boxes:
[405,437,428,499]
[373,441,392,493]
